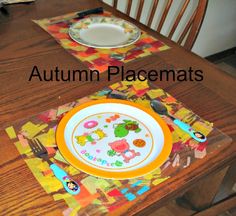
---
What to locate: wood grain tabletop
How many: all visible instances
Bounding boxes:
[0,0,236,215]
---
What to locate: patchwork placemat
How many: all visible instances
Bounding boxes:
[5,79,214,216]
[33,11,170,73]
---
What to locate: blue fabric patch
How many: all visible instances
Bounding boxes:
[137,186,150,195]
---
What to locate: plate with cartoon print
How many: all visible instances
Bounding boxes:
[56,99,172,179]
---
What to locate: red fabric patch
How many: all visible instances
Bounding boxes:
[163,96,177,103]
[47,25,61,33]
[151,41,164,48]
[93,58,108,66]
[43,169,53,176]
[74,185,99,207]
[142,37,155,43]
[77,52,91,57]
[172,141,183,153]
[136,89,148,97]
[85,47,97,54]
[125,50,143,60]
[131,86,149,96]
[56,22,69,28]
[69,41,79,47]
[46,147,56,155]
[53,32,70,39]
[135,41,146,47]
[167,124,175,132]
[38,113,51,123]
[197,141,208,151]
[108,59,123,67]
[107,189,123,197]
[93,64,109,72]
[149,46,159,52]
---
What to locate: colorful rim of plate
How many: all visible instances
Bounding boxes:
[56,99,172,179]
[68,16,141,49]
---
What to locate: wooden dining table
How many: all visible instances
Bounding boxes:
[0,0,236,215]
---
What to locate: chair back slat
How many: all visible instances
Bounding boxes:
[177,8,196,45]
[184,0,208,50]
[157,0,173,32]
[147,0,159,27]
[113,0,118,9]
[136,0,144,21]
[104,0,208,50]
[126,0,133,15]
[168,0,190,39]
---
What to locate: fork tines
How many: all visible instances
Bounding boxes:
[29,139,47,154]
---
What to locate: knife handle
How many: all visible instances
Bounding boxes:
[0,3,8,16]
[50,164,80,195]
[173,119,207,143]
[77,7,103,19]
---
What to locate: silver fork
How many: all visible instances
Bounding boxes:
[110,44,152,60]
[29,139,80,195]
[29,139,53,165]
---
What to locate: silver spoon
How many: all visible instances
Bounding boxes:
[108,90,127,100]
[151,100,207,143]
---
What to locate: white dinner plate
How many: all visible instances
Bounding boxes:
[56,99,172,179]
[68,16,141,49]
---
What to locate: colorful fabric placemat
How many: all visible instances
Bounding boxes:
[5,79,213,216]
[33,11,170,73]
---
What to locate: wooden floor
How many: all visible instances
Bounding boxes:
[219,208,236,216]
[215,53,236,77]
[149,200,195,216]
[214,161,236,203]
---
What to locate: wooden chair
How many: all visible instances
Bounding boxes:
[103,0,208,50]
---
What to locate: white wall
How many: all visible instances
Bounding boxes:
[103,0,236,57]
[192,0,236,57]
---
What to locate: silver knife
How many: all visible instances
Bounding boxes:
[49,7,103,25]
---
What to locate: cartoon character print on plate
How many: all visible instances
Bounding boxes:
[76,129,106,146]
[114,120,141,138]
[73,112,153,171]
[83,120,98,129]
[108,139,140,163]
[133,139,146,148]
[106,114,120,123]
